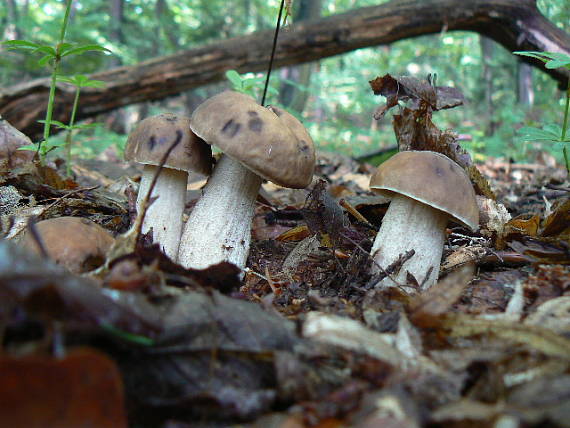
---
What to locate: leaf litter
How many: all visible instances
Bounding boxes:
[0,78,569,427]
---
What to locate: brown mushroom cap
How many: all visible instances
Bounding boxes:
[369,151,479,230]
[20,216,115,273]
[189,91,315,188]
[125,113,212,175]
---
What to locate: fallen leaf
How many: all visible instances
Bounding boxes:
[0,347,127,428]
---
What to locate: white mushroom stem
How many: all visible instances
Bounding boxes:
[137,165,187,260]
[371,194,448,291]
[178,154,263,271]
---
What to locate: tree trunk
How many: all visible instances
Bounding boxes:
[517,61,534,106]
[1,0,569,139]
[105,0,127,134]
[480,36,496,136]
[5,0,22,40]
[278,0,322,112]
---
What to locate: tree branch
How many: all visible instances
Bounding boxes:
[1,0,568,139]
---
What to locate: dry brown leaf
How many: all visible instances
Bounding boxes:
[442,315,570,360]
[276,225,311,242]
[409,263,474,326]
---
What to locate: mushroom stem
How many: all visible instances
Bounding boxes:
[137,164,187,260]
[178,155,263,271]
[371,194,448,290]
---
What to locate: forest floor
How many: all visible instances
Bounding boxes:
[1,138,569,427]
[1,76,570,427]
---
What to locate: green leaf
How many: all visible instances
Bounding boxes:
[17,143,39,151]
[38,55,54,67]
[56,42,74,53]
[518,125,561,142]
[2,40,43,50]
[73,122,102,130]
[38,120,70,129]
[101,323,155,346]
[34,45,57,56]
[57,74,106,89]
[56,75,76,85]
[514,51,570,70]
[82,79,106,89]
[225,70,244,90]
[60,44,111,58]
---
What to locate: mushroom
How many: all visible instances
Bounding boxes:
[125,113,212,260]
[178,91,315,271]
[369,151,478,290]
[20,216,115,274]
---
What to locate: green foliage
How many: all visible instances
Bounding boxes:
[225,69,278,101]
[1,0,569,167]
[514,51,570,173]
[2,0,110,166]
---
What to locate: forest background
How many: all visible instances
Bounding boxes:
[1,0,569,165]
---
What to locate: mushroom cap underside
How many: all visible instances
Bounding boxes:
[369,150,479,230]
[189,91,315,189]
[125,113,212,175]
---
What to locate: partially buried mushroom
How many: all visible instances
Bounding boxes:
[20,216,115,274]
[369,151,478,290]
[178,91,315,272]
[125,113,212,260]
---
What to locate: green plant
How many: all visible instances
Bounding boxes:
[2,0,109,166]
[52,75,105,176]
[514,51,570,174]
[225,69,278,100]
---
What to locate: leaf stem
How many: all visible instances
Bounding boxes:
[38,0,74,165]
[561,80,569,174]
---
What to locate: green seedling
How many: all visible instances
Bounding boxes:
[53,75,105,177]
[225,69,279,100]
[2,0,110,166]
[20,75,105,177]
[514,51,570,174]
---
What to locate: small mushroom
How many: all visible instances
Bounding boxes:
[178,91,315,271]
[125,113,212,260]
[20,216,115,274]
[369,151,478,290]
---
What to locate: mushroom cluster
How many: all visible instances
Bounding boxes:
[178,91,316,272]
[369,151,479,290]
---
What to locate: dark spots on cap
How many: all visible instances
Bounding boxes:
[298,140,310,153]
[221,119,241,137]
[148,136,157,151]
[165,116,177,123]
[248,117,263,133]
[435,166,444,177]
[247,110,259,117]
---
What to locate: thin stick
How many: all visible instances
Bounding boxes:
[260,0,286,106]
[339,198,373,227]
[27,216,49,258]
[134,130,182,241]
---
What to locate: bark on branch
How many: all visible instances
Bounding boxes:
[1,0,569,139]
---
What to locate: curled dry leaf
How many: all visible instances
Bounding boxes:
[441,315,570,360]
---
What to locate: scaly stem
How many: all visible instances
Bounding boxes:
[178,155,262,272]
